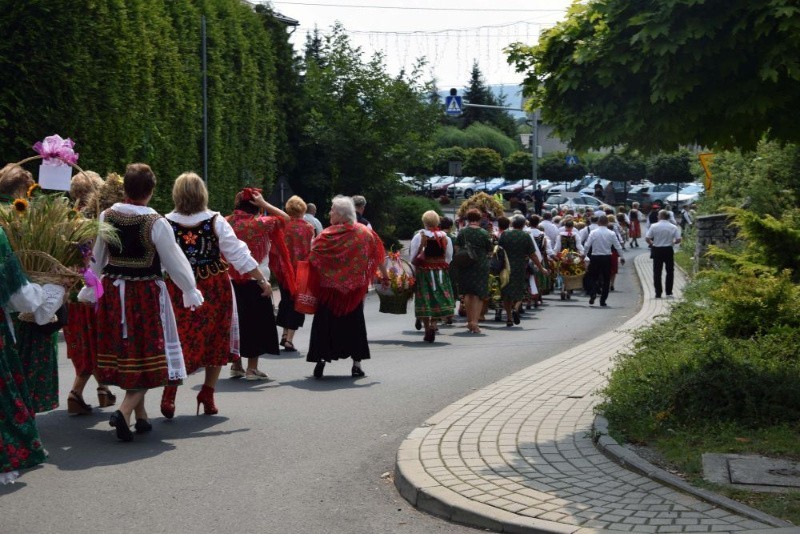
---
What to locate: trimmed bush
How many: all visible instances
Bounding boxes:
[391,196,442,239]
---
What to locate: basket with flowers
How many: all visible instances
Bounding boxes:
[0,135,119,293]
[554,249,586,294]
[375,250,416,314]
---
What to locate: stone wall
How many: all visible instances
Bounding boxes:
[694,213,738,271]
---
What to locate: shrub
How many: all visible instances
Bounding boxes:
[391,196,442,239]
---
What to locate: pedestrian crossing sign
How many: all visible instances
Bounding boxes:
[445,95,462,116]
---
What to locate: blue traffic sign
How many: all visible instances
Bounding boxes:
[565,155,579,165]
[445,95,463,116]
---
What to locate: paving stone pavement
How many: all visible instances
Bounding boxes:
[395,254,796,533]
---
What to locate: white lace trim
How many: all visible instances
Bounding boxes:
[33,284,65,325]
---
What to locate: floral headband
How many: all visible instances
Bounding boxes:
[239,187,262,202]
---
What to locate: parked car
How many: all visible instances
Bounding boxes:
[470,177,508,196]
[664,183,704,207]
[625,182,689,206]
[542,193,612,213]
[447,176,481,198]
[500,180,538,201]
[429,176,459,198]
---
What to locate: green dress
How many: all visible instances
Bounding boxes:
[455,226,493,298]
[498,229,535,302]
[0,229,48,483]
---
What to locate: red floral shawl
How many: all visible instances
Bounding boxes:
[284,218,315,268]
[226,210,296,295]
[309,222,385,316]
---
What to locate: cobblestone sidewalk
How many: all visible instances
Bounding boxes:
[395,254,794,533]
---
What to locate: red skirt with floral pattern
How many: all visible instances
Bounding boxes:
[167,272,233,374]
[63,302,98,376]
[96,278,169,390]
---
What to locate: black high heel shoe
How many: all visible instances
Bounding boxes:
[313,361,325,379]
[351,366,365,378]
[109,410,134,442]
[134,419,152,434]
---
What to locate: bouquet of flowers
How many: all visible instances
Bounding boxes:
[555,249,585,277]
[456,192,505,219]
[375,251,416,314]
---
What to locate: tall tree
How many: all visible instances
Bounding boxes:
[507,0,800,152]
[461,61,517,138]
[293,24,439,232]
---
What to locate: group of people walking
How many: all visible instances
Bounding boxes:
[0,160,391,487]
[0,161,686,484]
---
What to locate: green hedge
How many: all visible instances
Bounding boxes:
[0,0,281,213]
[392,196,443,239]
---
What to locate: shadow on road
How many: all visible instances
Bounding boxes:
[279,376,379,391]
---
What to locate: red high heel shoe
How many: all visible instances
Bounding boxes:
[196,385,218,415]
[160,385,178,419]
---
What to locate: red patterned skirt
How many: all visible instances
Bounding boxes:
[62,302,98,377]
[96,278,169,390]
[167,272,233,375]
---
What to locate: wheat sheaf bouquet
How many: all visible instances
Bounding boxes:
[0,188,118,289]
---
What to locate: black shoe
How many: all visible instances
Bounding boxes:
[655,294,662,299]
[610,286,615,291]
[109,410,133,442]
[351,366,365,378]
[589,296,596,305]
[600,301,608,307]
[414,318,422,330]
[134,419,152,434]
[313,361,325,379]
[512,310,520,325]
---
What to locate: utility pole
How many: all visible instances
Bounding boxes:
[530,109,539,190]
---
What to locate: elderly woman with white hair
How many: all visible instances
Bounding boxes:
[408,210,454,343]
[306,195,388,378]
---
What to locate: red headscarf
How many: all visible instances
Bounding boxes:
[308,222,385,316]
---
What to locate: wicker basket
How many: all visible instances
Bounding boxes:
[15,249,83,290]
[562,273,585,292]
[378,290,413,314]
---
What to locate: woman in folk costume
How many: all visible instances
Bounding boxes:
[62,170,119,416]
[226,188,292,380]
[91,163,204,442]
[276,195,315,353]
[0,165,61,414]
[499,215,549,326]
[307,195,388,379]
[161,173,271,417]
[408,210,454,343]
[0,227,66,484]
[628,202,643,247]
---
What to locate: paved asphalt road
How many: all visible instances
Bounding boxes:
[0,248,648,533]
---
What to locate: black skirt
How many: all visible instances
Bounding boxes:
[306,301,370,363]
[276,284,306,330]
[232,280,280,358]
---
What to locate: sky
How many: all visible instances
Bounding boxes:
[265,0,573,95]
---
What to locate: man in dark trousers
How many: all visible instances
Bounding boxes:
[645,209,682,298]
[582,214,625,306]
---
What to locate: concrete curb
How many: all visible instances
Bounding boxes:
[592,416,793,529]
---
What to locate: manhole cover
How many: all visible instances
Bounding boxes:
[703,453,800,492]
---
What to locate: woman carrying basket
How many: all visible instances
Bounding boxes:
[408,210,454,343]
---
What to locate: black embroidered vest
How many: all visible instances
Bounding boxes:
[168,215,228,279]
[102,210,163,280]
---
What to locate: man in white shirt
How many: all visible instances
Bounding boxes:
[679,205,693,230]
[540,211,560,246]
[582,214,624,306]
[303,203,324,236]
[645,210,682,298]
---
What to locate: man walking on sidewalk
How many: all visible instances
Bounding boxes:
[646,209,682,298]
[582,214,624,307]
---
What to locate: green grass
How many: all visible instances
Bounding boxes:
[646,423,800,524]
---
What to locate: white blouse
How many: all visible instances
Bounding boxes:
[165,210,258,276]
